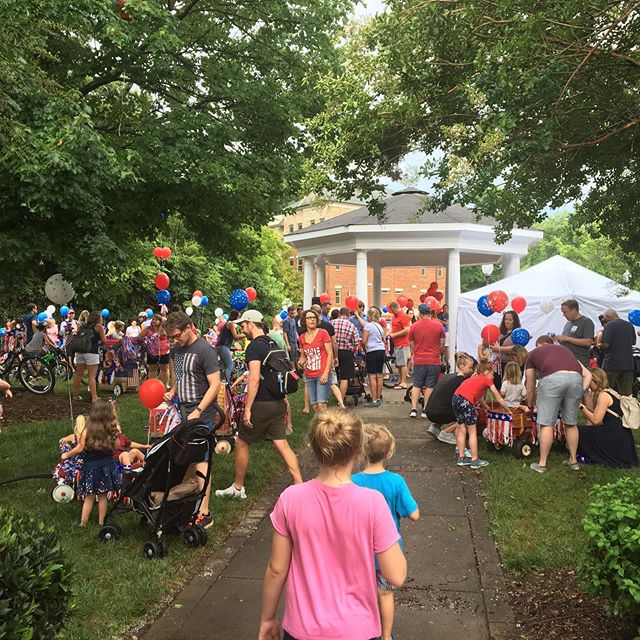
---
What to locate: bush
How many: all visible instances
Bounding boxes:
[578,476,640,619]
[0,507,73,640]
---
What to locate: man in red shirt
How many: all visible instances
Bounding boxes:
[408,304,445,418]
[388,301,411,389]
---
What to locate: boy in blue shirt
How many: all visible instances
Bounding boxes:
[353,423,420,640]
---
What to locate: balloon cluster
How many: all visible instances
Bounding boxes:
[629,309,640,326]
[152,247,174,316]
[153,247,172,260]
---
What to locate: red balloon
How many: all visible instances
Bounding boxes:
[193,290,203,298]
[139,378,166,409]
[345,295,359,312]
[162,247,172,259]
[245,287,257,302]
[406,298,414,310]
[319,293,331,304]
[419,293,427,303]
[154,273,170,290]
[429,281,438,290]
[481,324,500,344]
[434,291,444,302]
[424,296,438,311]
[153,247,163,258]
[396,295,408,308]
[488,290,509,313]
[511,296,527,314]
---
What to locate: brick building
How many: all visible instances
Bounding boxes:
[270,196,447,305]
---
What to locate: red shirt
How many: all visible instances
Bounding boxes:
[300,328,331,379]
[455,375,493,404]
[391,311,411,347]
[113,433,132,459]
[408,318,445,365]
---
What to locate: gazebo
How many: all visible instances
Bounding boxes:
[283,190,543,365]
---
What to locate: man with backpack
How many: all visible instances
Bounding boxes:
[216,309,302,499]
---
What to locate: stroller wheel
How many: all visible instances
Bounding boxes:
[143,539,166,560]
[112,383,124,397]
[183,527,201,548]
[98,523,122,543]
[51,483,74,503]
[193,524,208,547]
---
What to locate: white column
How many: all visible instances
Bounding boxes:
[303,257,314,309]
[502,254,521,278]
[447,249,461,370]
[315,258,326,296]
[355,250,369,308]
[372,265,382,308]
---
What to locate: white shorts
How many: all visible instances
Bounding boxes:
[394,346,410,367]
[75,352,100,366]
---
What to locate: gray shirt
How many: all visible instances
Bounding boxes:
[561,316,595,366]
[26,332,45,353]
[601,319,636,371]
[171,337,220,421]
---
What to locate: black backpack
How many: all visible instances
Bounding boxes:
[257,337,299,398]
[66,324,94,354]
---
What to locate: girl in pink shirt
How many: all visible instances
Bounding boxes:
[259,408,407,640]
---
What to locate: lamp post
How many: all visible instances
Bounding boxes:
[481,263,494,286]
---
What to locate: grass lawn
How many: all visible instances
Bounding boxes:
[0,387,309,640]
[480,434,640,571]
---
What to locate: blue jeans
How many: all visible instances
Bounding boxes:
[306,376,330,406]
[216,345,233,382]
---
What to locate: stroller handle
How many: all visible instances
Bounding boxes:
[178,400,226,431]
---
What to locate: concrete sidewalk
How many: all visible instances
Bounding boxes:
[141,390,515,640]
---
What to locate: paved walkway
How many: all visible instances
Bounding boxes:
[142,390,515,640]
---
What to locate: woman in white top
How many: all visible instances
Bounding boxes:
[362,306,387,407]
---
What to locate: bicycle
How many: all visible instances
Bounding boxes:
[382,354,400,389]
[0,348,24,389]
[19,353,56,394]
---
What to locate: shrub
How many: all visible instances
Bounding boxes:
[578,476,640,619]
[0,507,73,640]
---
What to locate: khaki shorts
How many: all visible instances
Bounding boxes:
[238,400,287,444]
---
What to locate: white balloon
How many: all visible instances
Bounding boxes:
[540,299,554,314]
[45,310,53,319]
[185,306,194,316]
[214,307,224,318]
[46,305,55,314]
[192,295,202,307]
[45,274,75,305]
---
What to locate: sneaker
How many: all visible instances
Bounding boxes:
[437,431,457,445]
[561,459,580,470]
[195,512,214,529]
[456,457,473,466]
[215,484,247,499]
[530,463,547,473]
[427,424,441,439]
[409,409,418,418]
[372,400,382,408]
[470,458,489,469]
[456,448,472,458]
[420,411,428,419]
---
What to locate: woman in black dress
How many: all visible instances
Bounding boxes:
[578,368,638,468]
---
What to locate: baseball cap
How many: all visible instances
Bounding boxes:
[235,310,264,324]
[418,303,430,315]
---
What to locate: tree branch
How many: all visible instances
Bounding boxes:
[79,73,124,95]
[558,116,640,150]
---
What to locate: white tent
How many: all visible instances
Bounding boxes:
[457,255,640,356]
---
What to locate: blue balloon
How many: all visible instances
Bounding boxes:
[279,310,288,320]
[37,312,47,323]
[156,289,171,304]
[477,295,493,317]
[382,306,388,313]
[101,308,110,319]
[60,305,69,317]
[628,309,640,327]
[146,309,154,318]
[0,328,5,337]
[223,313,229,320]
[201,295,209,306]
[511,328,531,346]
[229,289,249,311]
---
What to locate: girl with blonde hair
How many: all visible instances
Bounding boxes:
[259,408,407,640]
[362,306,387,406]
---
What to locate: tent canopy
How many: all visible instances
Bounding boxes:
[457,256,640,356]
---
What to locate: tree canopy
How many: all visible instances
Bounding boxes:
[0,0,349,308]
[304,0,640,255]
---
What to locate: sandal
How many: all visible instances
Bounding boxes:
[393,384,408,390]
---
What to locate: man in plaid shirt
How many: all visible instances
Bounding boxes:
[331,307,361,400]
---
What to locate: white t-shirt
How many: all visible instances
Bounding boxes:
[500,381,525,406]
[126,326,140,338]
[364,322,386,352]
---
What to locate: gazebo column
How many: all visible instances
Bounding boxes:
[303,257,314,309]
[372,265,382,308]
[502,254,521,278]
[447,249,461,370]
[315,257,326,296]
[355,250,369,308]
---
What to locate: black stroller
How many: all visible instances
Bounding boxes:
[98,404,225,559]
[344,354,371,406]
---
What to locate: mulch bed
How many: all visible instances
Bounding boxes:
[507,569,639,640]
[1,390,90,425]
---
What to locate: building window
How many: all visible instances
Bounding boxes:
[297,258,303,272]
[288,224,294,233]
[381,287,390,293]
[335,265,341,271]
[420,268,426,276]
[297,223,303,231]
[335,288,341,304]
[437,267,443,277]
[394,288,403,294]
[310,219,315,226]
[288,257,294,267]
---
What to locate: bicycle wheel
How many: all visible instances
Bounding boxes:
[1,356,22,389]
[19,357,56,394]
[55,361,74,381]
